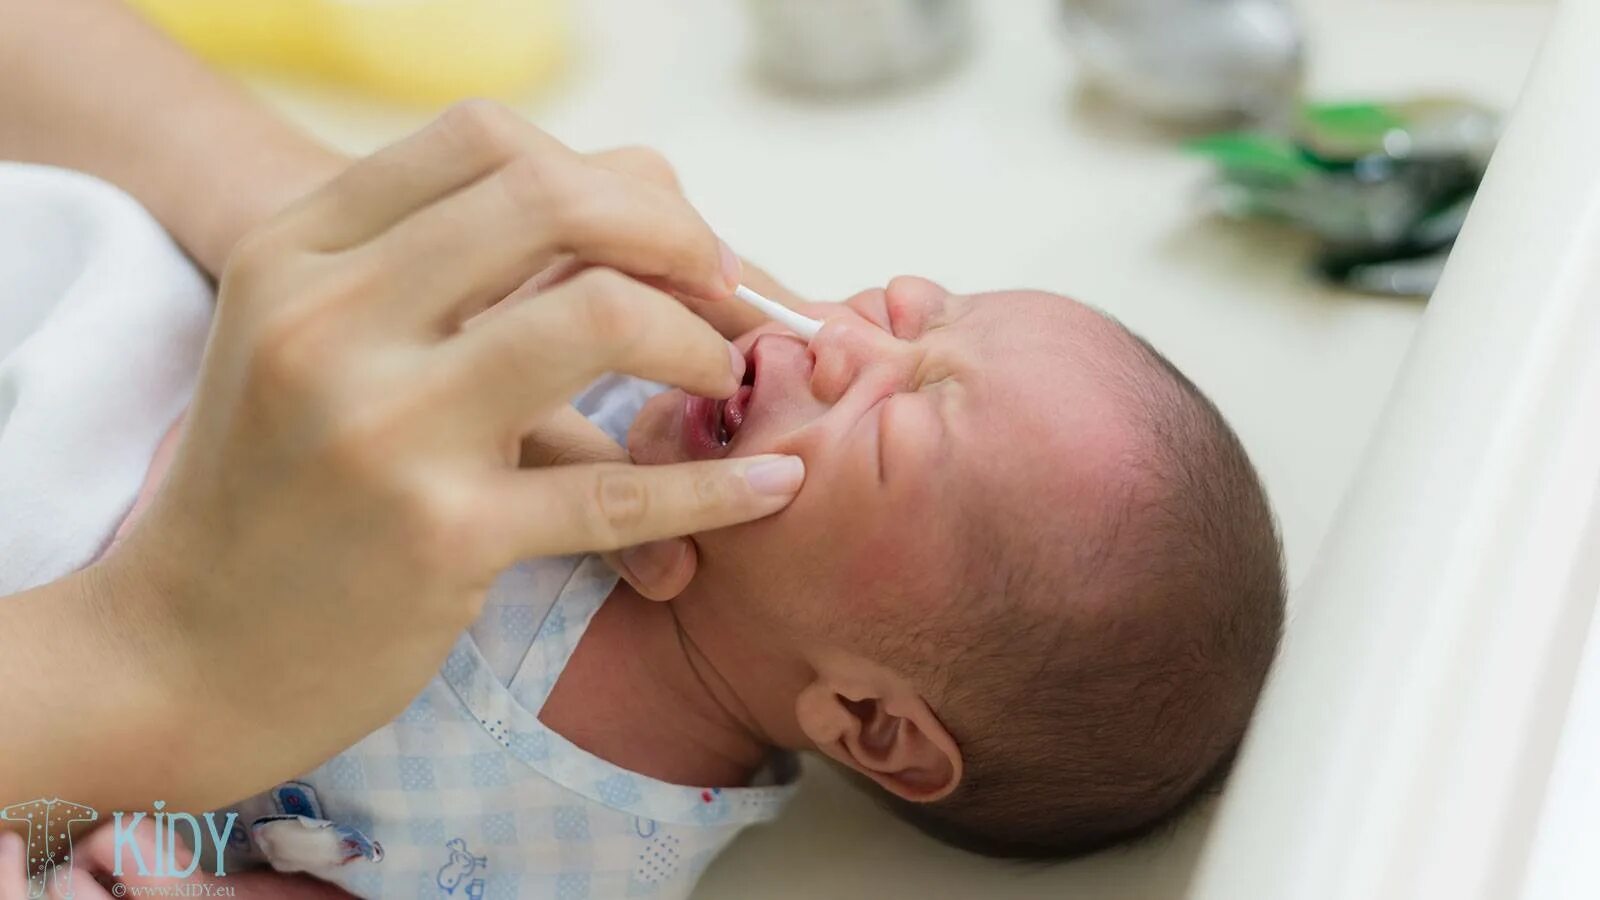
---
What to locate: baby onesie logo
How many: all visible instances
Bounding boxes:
[436,837,486,897]
[0,797,98,899]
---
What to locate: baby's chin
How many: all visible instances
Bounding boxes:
[626,389,687,465]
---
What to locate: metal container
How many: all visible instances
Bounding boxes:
[1060,0,1305,124]
[744,0,972,94]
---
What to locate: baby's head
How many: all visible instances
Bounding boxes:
[629,276,1284,858]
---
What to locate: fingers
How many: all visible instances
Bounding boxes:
[487,454,805,562]
[48,867,113,900]
[357,150,737,330]
[285,100,546,250]
[517,408,700,600]
[65,821,135,900]
[586,146,684,193]
[673,258,810,339]
[0,830,25,899]
[517,406,628,469]
[447,269,743,429]
[266,103,740,345]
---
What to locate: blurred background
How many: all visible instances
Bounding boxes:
[126,0,1553,896]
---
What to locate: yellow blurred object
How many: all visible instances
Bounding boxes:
[126,0,567,105]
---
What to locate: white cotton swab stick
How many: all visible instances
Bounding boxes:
[733,285,824,340]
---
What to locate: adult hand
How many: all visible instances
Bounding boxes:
[108,144,807,603]
[104,101,805,809]
[510,145,816,599]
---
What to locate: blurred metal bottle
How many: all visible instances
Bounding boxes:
[1060,0,1306,124]
[744,0,971,93]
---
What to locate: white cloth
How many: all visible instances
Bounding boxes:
[0,163,211,592]
[0,164,795,899]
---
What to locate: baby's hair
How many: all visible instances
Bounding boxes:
[885,315,1286,860]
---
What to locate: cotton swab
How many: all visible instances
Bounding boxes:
[733,285,824,340]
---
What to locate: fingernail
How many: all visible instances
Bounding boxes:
[719,240,742,292]
[744,455,806,495]
[728,343,747,385]
[621,539,687,588]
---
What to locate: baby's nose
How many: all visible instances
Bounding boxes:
[809,317,904,403]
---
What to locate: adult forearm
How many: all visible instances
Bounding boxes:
[0,0,344,276]
[0,563,223,813]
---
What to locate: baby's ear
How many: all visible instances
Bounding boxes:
[794,674,963,803]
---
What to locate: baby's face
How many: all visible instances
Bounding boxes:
[628,277,1138,652]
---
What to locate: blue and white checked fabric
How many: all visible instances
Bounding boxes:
[224,376,797,899]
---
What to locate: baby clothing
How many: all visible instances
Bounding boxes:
[222,376,797,899]
[0,164,796,899]
[226,548,796,900]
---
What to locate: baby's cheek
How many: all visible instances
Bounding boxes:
[841,535,916,601]
[838,503,961,619]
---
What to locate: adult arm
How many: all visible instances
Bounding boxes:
[0,0,819,606]
[0,105,805,813]
[0,0,344,277]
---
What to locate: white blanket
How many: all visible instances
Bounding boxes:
[0,163,212,593]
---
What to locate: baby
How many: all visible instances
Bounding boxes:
[625,276,1286,855]
[120,276,1284,897]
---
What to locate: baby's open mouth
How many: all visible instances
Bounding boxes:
[714,375,755,444]
[682,347,758,458]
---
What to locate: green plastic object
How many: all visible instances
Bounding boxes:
[1185,96,1501,296]
[1183,133,1320,182]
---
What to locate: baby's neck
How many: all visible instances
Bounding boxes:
[538,582,773,788]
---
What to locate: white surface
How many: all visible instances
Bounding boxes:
[0,165,210,592]
[243,2,1551,897]
[1192,2,1600,898]
[1522,546,1600,898]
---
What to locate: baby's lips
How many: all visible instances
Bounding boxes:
[681,394,730,461]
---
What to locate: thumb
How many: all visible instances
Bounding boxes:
[517,406,628,469]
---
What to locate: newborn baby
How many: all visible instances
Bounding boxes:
[627,275,1286,855]
[121,276,1284,896]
